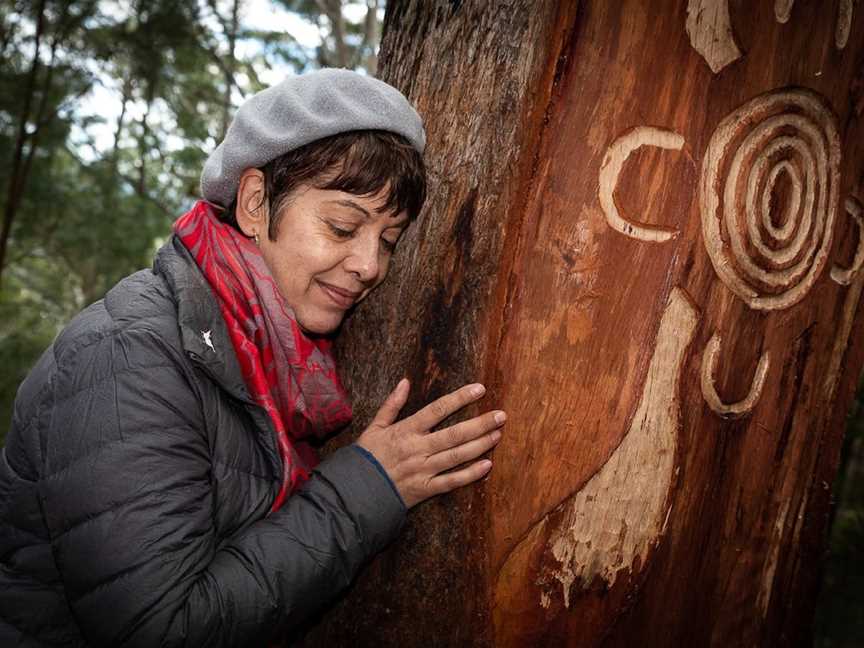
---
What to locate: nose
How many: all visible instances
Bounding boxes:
[343,234,380,284]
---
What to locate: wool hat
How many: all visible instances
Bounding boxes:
[200,68,427,207]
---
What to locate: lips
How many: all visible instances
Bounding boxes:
[317,280,361,309]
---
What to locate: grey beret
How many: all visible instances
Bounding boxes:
[200,68,426,206]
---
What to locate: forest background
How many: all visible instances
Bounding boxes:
[0,1,861,645]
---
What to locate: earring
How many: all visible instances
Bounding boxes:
[254,232,260,246]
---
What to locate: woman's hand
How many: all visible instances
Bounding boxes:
[355,379,505,509]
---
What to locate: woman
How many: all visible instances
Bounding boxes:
[0,68,505,647]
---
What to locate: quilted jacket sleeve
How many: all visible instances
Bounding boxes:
[38,327,405,647]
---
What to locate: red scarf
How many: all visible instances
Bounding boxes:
[175,200,353,512]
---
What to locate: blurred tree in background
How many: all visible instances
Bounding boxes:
[0,0,381,433]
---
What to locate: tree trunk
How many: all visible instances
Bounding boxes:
[302,1,864,646]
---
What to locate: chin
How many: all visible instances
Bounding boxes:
[295,312,345,337]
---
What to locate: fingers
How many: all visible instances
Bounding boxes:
[362,380,504,508]
[427,459,494,497]
[425,409,505,455]
[370,378,410,428]
[425,426,502,474]
[424,409,504,480]
[406,383,486,433]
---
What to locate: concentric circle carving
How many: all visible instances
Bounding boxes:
[699,89,841,310]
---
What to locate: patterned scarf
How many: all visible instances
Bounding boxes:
[175,200,353,512]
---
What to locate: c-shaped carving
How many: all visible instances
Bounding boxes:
[701,333,771,418]
[599,126,685,243]
[831,197,864,286]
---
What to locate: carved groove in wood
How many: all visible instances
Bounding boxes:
[688,0,857,73]
[831,197,864,285]
[598,126,685,243]
[699,89,841,311]
[700,333,771,418]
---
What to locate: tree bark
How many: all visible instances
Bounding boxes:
[302,0,864,646]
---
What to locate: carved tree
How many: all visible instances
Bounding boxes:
[302,1,864,646]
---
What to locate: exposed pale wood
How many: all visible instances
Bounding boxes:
[599,126,685,242]
[700,332,771,418]
[773,0,854,50]
[685,0,742,73]
[774,0,795,23]
[699,89,841,311]
[836,0,854,49]
[831,197,864,285]
[496,287,697,612]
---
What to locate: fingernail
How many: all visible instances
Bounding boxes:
[470,383,486,397]
[490,430,502,442]
[398,377,409,390]
[494,411,507,425]
[482,459,493,469]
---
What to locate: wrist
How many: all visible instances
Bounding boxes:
[351,444,407,510]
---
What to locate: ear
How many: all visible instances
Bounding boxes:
[235,168,268,239]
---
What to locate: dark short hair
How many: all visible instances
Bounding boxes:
[221,129,427,240]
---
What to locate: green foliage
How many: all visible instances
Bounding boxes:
[814,376,864,647]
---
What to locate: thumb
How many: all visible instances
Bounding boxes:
[370,378,410,428]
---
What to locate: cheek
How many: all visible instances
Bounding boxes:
[270,242,335,282]
[263,251,311,301]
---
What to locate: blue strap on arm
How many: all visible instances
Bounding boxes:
[350,445,406,510]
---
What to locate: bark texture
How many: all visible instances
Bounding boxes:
[302,1,864,646]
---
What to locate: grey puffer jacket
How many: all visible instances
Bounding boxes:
[0,236,406,647]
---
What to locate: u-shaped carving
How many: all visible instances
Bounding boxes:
[701,332,771,418]
[830,197,864,286]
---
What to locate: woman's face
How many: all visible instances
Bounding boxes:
[237,172,409,335]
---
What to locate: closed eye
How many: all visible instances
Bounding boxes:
[327,218,400,253]
[327,222,355,238]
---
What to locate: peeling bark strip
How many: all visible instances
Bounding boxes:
[545,287,698,600]
[685,0,742,73]
[831,197,864,285]
[599,126,685,242]
[699,88,842,311]
[701,333,771,418]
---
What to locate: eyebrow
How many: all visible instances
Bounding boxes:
[331,199,372,220]
[329,199,408,226]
